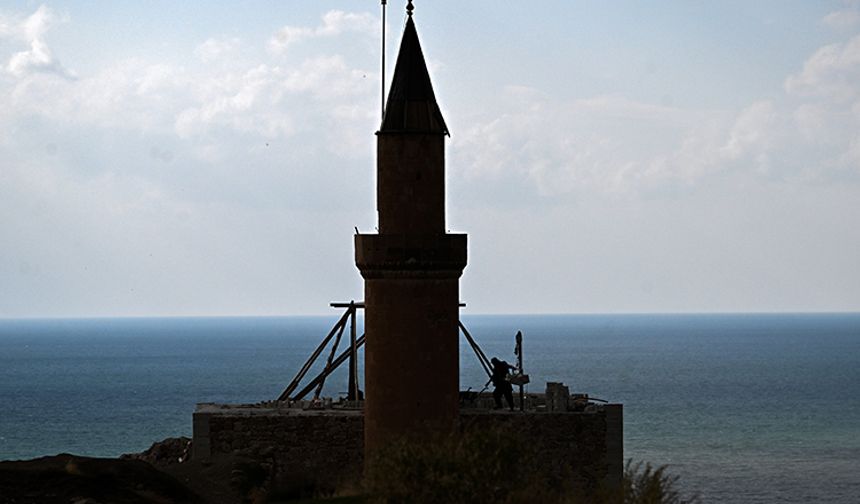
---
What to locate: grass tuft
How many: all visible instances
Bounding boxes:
[361,429,698,504]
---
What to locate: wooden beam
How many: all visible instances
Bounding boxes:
[278,308,351,401]
[348,302,359,400]
[459,321,492,379]
[313,317,348,399]
[330,302,365,308]
[293,334,367,401]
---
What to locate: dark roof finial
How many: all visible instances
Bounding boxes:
[406,0,414,17]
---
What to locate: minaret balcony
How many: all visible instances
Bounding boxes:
[355,233,467,279]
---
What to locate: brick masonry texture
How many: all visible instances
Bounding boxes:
[193,402,622,493]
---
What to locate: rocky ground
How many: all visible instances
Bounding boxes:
[0,451,201,504]
[0,438,271,504]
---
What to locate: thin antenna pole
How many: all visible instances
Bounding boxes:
[381,0,387,121]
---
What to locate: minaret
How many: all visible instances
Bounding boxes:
[355,2,467,452]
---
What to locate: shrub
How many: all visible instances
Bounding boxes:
[363,429,698,504]
[364,427,548,504]
[612,460,699,504]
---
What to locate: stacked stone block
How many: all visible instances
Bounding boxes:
[193,398,622,494]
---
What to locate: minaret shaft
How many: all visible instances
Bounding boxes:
[377,134,445,235]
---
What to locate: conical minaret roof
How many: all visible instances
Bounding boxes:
[379,15,449,135]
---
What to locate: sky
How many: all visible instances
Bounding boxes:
[1,1,859,317]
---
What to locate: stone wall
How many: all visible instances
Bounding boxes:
[461,407,622,492]
[194,405,364,490]
[193,401,622,494]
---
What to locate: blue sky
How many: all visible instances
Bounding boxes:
[1,1,859,316]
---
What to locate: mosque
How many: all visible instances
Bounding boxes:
[193,1,622,495]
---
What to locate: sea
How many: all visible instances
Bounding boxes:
[1,313,858,503]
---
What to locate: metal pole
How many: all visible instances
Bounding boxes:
[381,0,387,120]
[516,331,524,411]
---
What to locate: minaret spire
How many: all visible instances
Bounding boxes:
[407,0,414,17]
[379,3,448,136]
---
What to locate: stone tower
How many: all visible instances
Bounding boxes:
[355,5,467,452]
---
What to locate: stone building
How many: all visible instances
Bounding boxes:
[193,2,622,496]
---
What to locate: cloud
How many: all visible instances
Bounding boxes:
[821,5,860,31]
[3,58,194,135]
[452,28,860,199]
[0,7,386,316]
[0,6,380,217]
[3,16,377,145]
[268,25,314,53]
[173,55,374,140]
[720,101,778,168]
[174,64,291,139]
[784,34,860,103]
[268,10,376,54]
[2,5,73,78]
[1,4,858,317]
[451,89,732,196]
[0,149,330,316]
[194,37,241,63]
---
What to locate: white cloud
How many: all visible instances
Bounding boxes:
[269,25,314,53]
[3,58,194,134]
[844,135,860,169]
[0,7,384,316]
[720,101,778,170]
[268,10,376,54]
[4,26,376,144]
[3,3,856,317]
[793,103,830,143]
[2,6,378,139]
[2,5,73,78]
[174,64,284,139]
[451,89,731,196]
[453,28,860,198]
[821,6,860,31]
[194,37,241,63]
[784,34,860,103]
[173,55,374,140]
[0,150,327,316]
[282,54,370,97]
[0,6,380,213]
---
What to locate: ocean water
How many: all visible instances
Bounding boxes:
[1,313,858,503]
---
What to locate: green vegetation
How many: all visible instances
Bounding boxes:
[617,460,699,504]
[364,428,544,504]
[359,429,699,504]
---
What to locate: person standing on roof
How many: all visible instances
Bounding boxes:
[490,357,516,411]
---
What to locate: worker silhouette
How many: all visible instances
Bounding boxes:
[490,357,516,411]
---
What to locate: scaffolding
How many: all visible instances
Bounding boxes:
[277,301,497,403]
